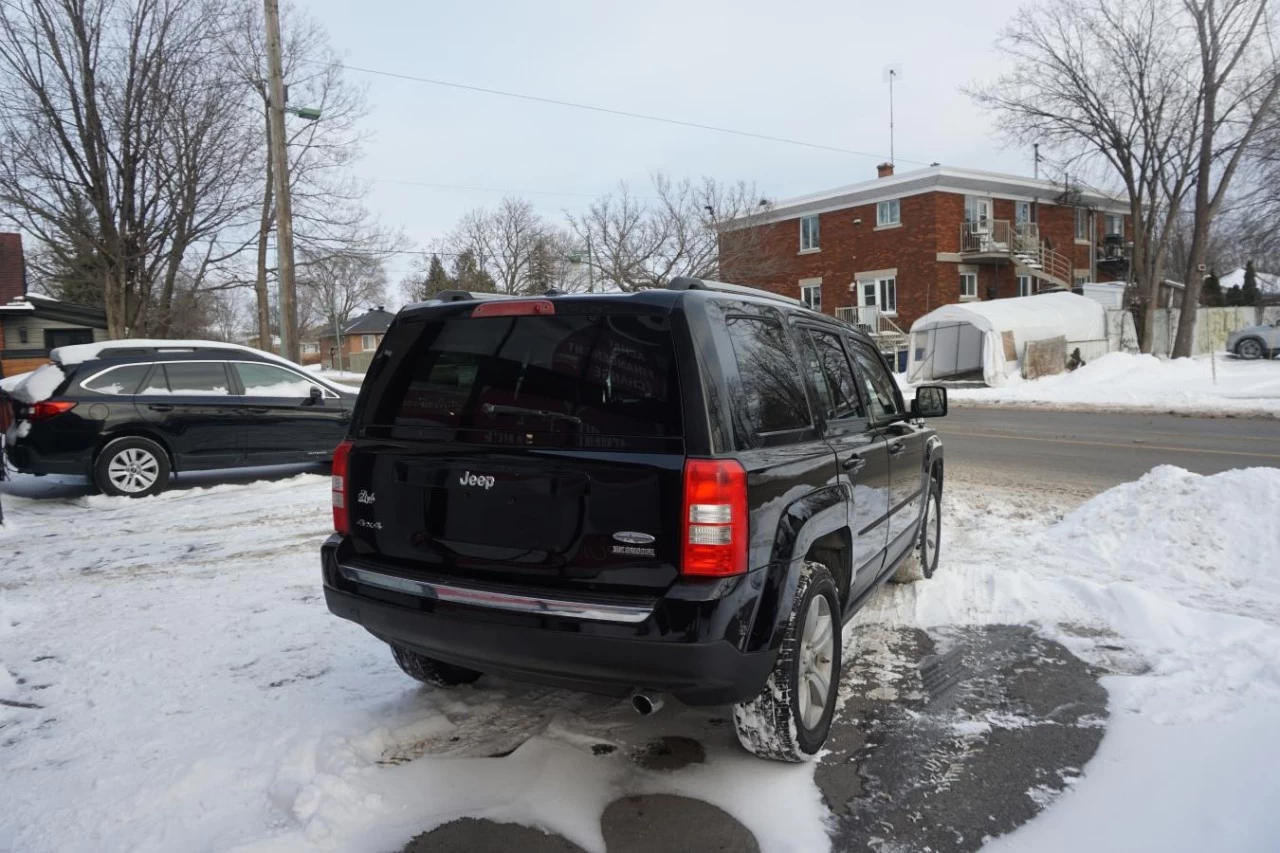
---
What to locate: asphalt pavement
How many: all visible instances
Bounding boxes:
[936,406,1280,491]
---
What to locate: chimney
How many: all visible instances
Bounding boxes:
[877,162,895,179]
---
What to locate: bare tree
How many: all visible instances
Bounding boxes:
[297,249,387,345]
[209,289,248,342]
[969,0,1201,351]
[0,0,260,337]
[1172,0,1280,356]
[567,174,773,292]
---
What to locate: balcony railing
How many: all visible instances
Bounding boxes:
[961,220,1043,255]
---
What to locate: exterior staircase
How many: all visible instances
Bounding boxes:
[961,221,1073,291]
[836,306,909,366]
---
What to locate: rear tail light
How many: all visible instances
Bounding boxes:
[681,459,748,576]
[29,400,77,422]
[471,299,555,318]
[332,439,354,534]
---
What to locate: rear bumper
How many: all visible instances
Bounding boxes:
[3,435,89,476]
[321,537,777,705]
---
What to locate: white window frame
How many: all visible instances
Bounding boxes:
[1074,207,1090,242]
[964,195,992,227]
[361,334,377,351]
[799,215,820,252]
[1017,274,1034,297]
[960,272,978,299]
[1015,201,1032,225]
[1105,213,1123,236]
[877,278,897,316]
[1073,271,1090,289]
[799,278,822,312]
[876,199,901,228]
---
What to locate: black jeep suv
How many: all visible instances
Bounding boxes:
[1,341,356,496]
[321,278,946,761]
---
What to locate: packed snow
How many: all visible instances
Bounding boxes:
[1,465,1279,852]
[939,352,1280,416]
[2,363,66,403]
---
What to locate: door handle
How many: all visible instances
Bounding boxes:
[888,442,905,456]
[245,407,269,414]
[147,404,174,413]
[842,455,867,473]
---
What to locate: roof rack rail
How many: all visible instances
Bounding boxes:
[666,276,805,307]
[431,289,529,303]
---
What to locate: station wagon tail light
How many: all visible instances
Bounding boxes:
[681,459,748,576]
[332,439,354,535]
[29,400,77,421]
[471,299,554,318]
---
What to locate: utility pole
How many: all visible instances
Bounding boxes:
[263,0,299,363]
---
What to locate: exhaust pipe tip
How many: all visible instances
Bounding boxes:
[630,689,664,716]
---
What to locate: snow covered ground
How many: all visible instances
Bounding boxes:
[2,466,1279,852]
[927,352,1280,417]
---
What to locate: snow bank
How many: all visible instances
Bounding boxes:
[945,352,1280,416]
[863,465,1280,852]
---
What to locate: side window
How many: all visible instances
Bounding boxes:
[806,329,865,421]
[847,340,902,422]
[81,363,151,396]
[146,363,232,396]
[235,362,322,398]
[722,314,811,437]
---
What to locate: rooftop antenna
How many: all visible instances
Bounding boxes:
[1033,142,1041,180]
[883,64,903,166]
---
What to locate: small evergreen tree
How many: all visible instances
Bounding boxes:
[423,254,452,297]
[1200,270,1222,306]
[1224,284,1245,306]
[1242,260,1260,306]
[451,250,495,294]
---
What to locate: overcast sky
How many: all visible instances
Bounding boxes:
[306,0,1034,283]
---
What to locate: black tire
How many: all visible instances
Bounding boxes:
[732,562,841,762]
[93,436,171,498]
[1236,337,1266,360]
[390,644,482,687]
[893,476,942,583]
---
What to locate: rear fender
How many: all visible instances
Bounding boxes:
[745,485,848,654]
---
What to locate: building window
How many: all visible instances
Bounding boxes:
[18,326,28,344]
[361,334,377,351]
[799,215,820,252]
[1074,272,1089,289]
[1105,213,1123,236]
[862,281,877,307]
[960,272,978,299]
[876,199,900,227]
[1074,207,1090,241]
[964,195,991,225]
[878,278,897,314]
[800,280,822,311]
[1017,275,1034,297]
[1015,201,1032,225]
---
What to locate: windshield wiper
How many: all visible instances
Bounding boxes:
[480,403,582,424]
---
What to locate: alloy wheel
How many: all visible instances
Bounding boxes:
[797,594,834,730]
[107,448,160,494]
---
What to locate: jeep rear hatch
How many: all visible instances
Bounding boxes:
[345,298,688,592]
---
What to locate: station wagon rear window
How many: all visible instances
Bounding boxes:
[382,314,682,437]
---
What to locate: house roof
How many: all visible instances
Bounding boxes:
[338,308,395,336]
[1219,267,1280,293]
[721,165,1130,231]
[0,293,106,327]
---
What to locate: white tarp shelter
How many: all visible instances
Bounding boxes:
[907,292,1106,387]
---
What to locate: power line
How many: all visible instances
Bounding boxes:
[327,60,932,167]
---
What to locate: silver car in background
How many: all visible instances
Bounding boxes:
[1227,320,1280,359]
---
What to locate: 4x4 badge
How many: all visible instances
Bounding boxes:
[613,531,655,545]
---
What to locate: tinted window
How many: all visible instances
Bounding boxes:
[81,363,151,396]
[723,315,810,434]
[848,341,901,422]
[236,363,321,398]
[380,313,681,437]
[807,330,864,420]
[141,363,231,396]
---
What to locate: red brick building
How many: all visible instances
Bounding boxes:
[719,164,1131,336]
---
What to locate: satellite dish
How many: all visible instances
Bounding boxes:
[882,63,903,82]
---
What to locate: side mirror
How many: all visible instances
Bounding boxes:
[911,385,948,418]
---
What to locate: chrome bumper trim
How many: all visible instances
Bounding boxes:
[337,564,655,624]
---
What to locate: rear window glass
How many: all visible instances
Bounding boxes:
[380,313,681,437]
[722,315,810,434]
[81,363,150,396]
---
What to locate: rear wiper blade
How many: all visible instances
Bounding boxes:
[480,403,582,424]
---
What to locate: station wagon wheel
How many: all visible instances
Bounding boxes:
[94,437,171,498]
[1236,337,1264,360]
